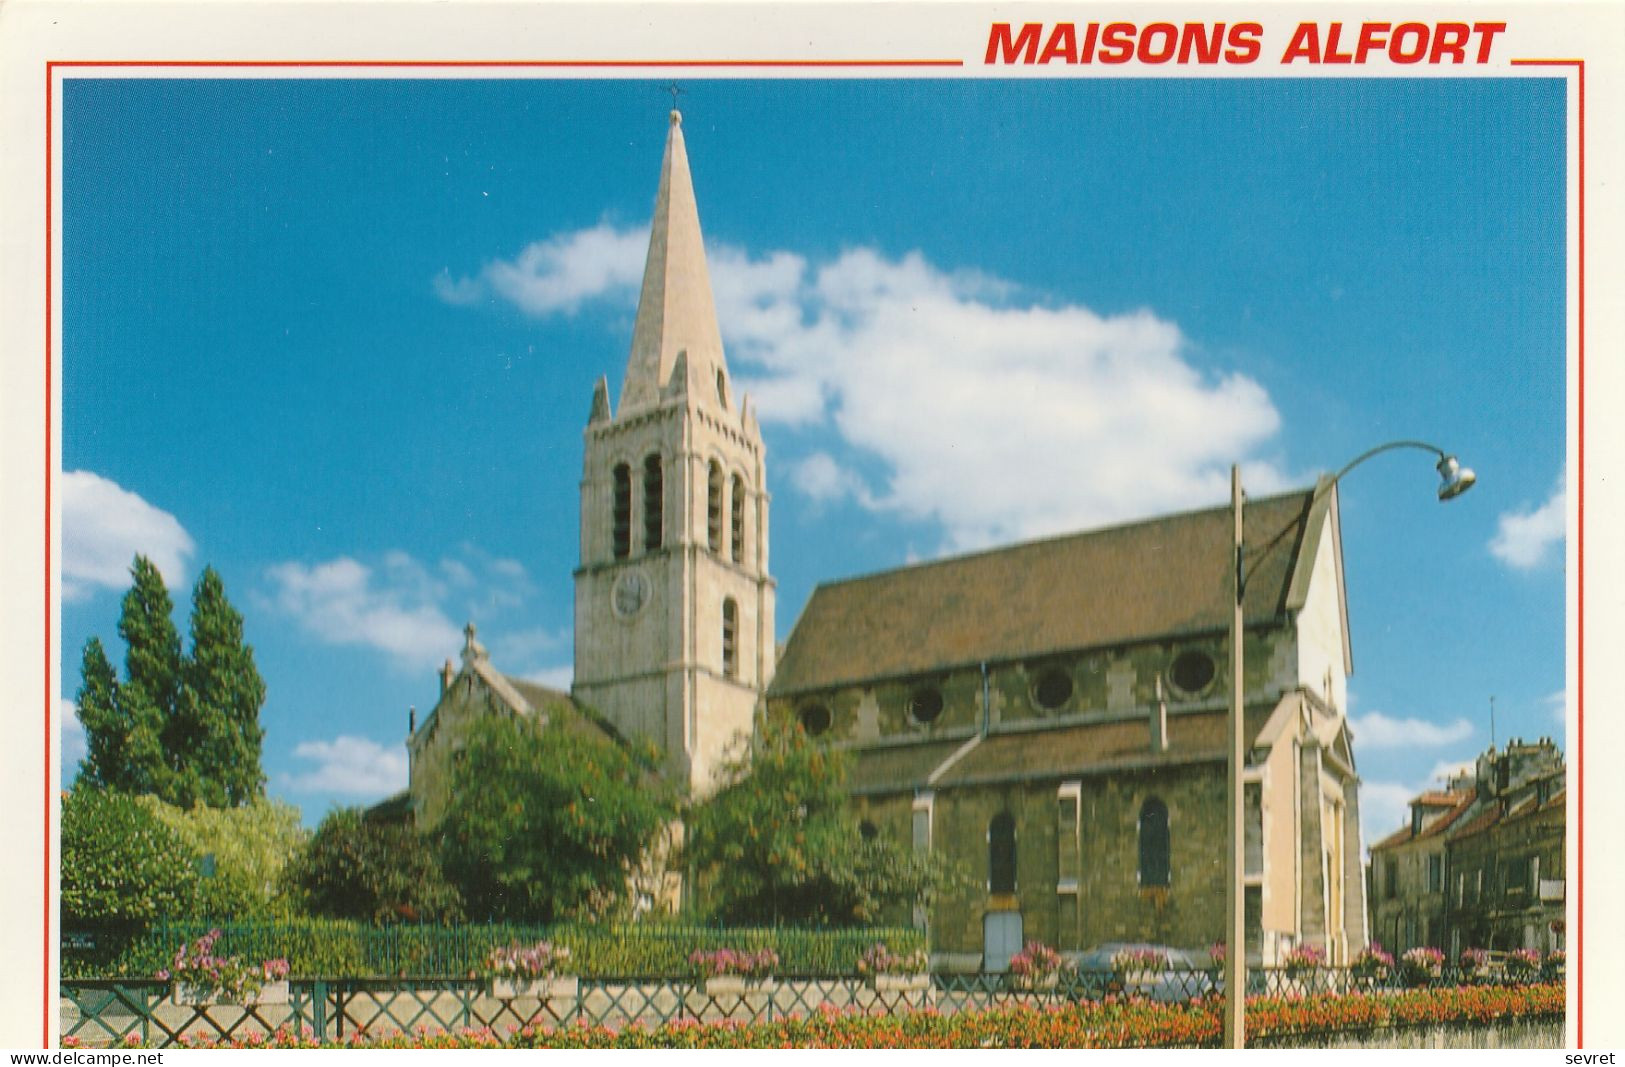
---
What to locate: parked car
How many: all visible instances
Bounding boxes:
[1072,943,1218,1003]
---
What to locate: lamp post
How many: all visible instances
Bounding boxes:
[1222,442,1475,1049]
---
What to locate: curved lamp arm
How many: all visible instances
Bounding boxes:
[1327,439,1476,501]
[1239,439,1475,593]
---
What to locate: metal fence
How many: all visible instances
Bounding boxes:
[61,966,1523,1048]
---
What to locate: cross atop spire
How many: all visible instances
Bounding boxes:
[618,108,730,414]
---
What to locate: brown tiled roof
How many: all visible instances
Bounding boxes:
[1446,805,1503,842]
[770,489,1322,696]
[853,701,1280,796]
[1417,790,1471,807]
[1368,791,1476,853]
[1371,825,1413,851]
[1418,796,1477,838]
[508,676,623,745]
[849,739,970,794]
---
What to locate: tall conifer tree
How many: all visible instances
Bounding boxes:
[111,556,181,795]
[178,566,267,806]
[74,555,267,807]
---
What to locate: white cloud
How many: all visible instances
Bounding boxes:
[283,735,407,797]
[1427,757,1476,787]
[62,470,194,600]
[790,452,871,506]
[266,556,462,669]
[1544,689,1567,726]
[1489,471,1566,569]
[1349,710,1474,749]
[1360,749,1481,857]
[438,223,647,316]
[61,699,86,774]
[432,270,485,306]
[264,547,543,671]
[1359,780,1419,845]
[522,665,575,692]
[492,626,570,666]
[455,225,1290,549]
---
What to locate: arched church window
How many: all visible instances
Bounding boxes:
[707,460,724,552]
[716,368,729,407]
[612,463,632,560]
[722,597,738,678]
[989,812,1017,894]
[643,454,663,551]
[1138,798,1171,888]
[730,474,745,563]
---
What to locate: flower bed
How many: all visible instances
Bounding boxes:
[691,947,779,997]
[856,943,931,993]
[89,981,1562,1049]
[156,930,289,1005]
[482,942,576,999]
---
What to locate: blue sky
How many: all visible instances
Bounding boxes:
[59,77,1567,840]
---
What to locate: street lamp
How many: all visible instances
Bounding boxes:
[1223,442,1475,1049]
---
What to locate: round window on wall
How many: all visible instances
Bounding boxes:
[799,703,833,737]
[1033,667,1073,710]
[908,686,944,725]
[1169,649,1218,695]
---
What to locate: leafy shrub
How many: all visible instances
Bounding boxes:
[65,920,924,980]
[61,788,204,928]
[438,714,676,923]
[140,796,307,920]
[687,714,951,926]
[287,808,463,924]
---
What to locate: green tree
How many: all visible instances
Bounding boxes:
[74,555,267,807]
[75,636,163,794]
[287,808,464,924]
[61,787,203,927]
[173,567,267,806]
[687,714,948,925]
[437,713,677,922]
[140,796,307,919]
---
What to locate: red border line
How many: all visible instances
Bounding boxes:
[43,62,53,1053]
[1510,56,1584,1048]
[41,53,1586,1045]
[51,58,966,68]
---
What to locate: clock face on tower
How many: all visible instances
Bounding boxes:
[612,569,650,619]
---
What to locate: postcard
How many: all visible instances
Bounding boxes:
[1,0,1620,1051]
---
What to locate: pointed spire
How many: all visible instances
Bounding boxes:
[588,375,612,424]
[620,110,730,414]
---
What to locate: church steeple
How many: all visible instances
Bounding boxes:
[576,109,773,798]
[620,110,730,414]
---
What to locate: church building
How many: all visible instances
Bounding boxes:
[404,109,1369,970]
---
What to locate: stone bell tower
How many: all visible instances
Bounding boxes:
[572,110,775,796]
